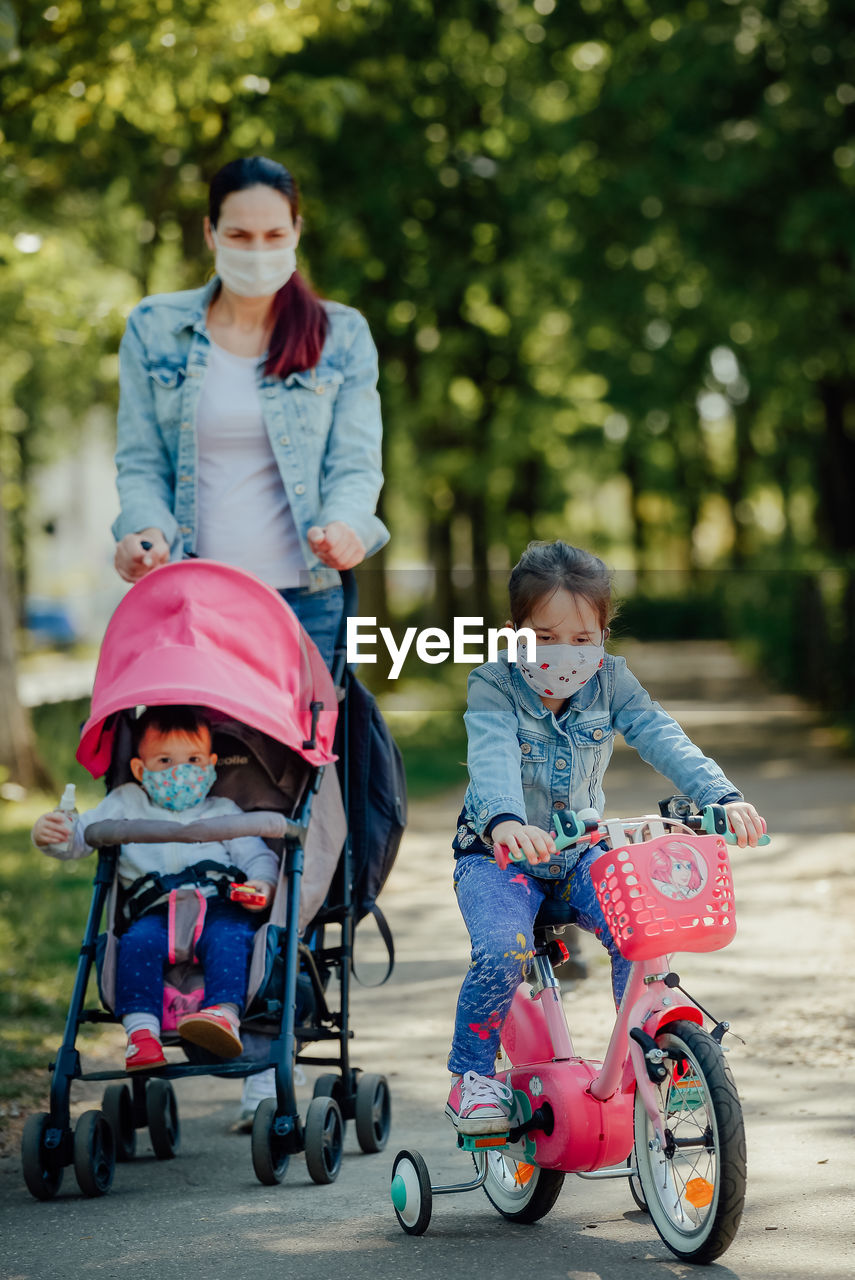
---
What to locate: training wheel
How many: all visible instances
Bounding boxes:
[391,1149,432,1235]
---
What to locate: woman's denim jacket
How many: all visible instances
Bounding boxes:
[462,654,741,880]
[111,279,389,592]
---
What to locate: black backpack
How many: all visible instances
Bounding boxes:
[332,670,407,982]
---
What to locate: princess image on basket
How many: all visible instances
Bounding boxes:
[648,841,706,901]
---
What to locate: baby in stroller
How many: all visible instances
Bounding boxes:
[32,705,278,1072]
[22,560,397,1199]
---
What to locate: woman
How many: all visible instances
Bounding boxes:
[112,154,388,667]
[111,154,388,1120]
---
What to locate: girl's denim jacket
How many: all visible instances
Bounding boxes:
[462,654,741,880]
[111,279,389,593]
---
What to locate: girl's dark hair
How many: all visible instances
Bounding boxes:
[133,706,212,752]
[508,541,615,631]
[208,156,329,378]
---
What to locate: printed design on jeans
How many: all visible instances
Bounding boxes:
[509,874,532,895]
[467,1009,504,1041]
[456,822,478,849]
[503,932,534,974]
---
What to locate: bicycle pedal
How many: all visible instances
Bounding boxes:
[457,1132,509,1151]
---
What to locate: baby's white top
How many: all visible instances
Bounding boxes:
[38,783,279,891]
[195,340,304,589]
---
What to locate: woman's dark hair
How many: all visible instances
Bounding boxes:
[208,156,328,378]
[132,706,212,752]
[508,541,616,631]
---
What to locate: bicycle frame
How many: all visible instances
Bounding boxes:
[496,941,703,1176]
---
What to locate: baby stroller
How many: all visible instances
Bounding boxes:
[21,560,402,1199]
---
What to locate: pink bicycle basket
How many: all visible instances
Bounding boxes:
[590,832,736,961]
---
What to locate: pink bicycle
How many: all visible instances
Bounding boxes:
[391,799,767,1264]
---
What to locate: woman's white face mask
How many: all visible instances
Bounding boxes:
[212,230,297,297]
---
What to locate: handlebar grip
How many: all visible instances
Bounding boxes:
[700,805,770,845]
[494,843,525,871]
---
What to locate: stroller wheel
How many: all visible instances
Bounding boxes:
[304,1096,344,1185]
[391,1149,432,1235]
[313,1072,348,1116]
[102,1084,136,1162]
[146,1079,180,1160]
[73,1111,116,1197]
[354,1072,391,1154]
[251,1097,290,1185]
[21,1113,65,1201]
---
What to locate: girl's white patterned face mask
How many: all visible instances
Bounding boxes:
[141,762,217,812]
[517,636,605,698]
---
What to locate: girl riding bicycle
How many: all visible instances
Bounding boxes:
[446,540,766,1136]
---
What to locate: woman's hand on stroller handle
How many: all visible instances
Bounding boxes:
[114,528,170,583]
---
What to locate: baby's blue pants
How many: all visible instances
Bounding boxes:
[114,901,256,1020]
[448,852,631,1076]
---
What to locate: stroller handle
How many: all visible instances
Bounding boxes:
[85,811,305,848]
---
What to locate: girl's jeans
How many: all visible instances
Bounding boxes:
[114,901,256,1021]
[279,585,344,670]
[448,851,631,1076]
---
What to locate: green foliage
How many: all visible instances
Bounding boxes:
[3,0,855,726]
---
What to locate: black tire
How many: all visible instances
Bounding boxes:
[354,1072,391,1154]
[634,1020,746,1264]
[313,1072,347,1112]
[627,1154,648,1212]
[391,1149,432,1235]
[146,1078,180,1160]
[21,1113,64,1201]
[73,1110,115,1197]
[102,1084,136,1162]
[304,1096,344,1185]
[251,1096,290,1185]
[478,1149,565,1224]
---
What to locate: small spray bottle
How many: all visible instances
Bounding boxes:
[58,783,78,853]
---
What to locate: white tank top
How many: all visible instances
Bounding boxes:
[195,341,304,589]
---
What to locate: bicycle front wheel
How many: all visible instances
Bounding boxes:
[634,1020,746,1264]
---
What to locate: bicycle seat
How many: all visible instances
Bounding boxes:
[533,895,575,939]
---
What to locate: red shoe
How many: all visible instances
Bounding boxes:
[177,1006,243,1059]
[125,1029,167,1073]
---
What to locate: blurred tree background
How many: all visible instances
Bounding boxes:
[2,0,855,769]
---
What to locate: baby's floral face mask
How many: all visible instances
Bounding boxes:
[140,762,217,811]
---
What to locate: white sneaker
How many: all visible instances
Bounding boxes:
[445,1071,514,1135]
[232,1065,307,1133]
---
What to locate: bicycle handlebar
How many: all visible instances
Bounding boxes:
[493,802,770,870]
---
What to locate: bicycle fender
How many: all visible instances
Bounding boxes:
[620,1003,704,1093]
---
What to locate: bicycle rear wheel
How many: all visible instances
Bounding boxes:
[477,1150,565,1224]
[634,1020,746,1263]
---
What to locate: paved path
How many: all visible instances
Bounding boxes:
[2,642,854,1279]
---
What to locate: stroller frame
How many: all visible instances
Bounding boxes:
[21,569,392,1199]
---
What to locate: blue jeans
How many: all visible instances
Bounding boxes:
[448,850,632,1076]
[279,585,343,670]
[114,901,256,1020]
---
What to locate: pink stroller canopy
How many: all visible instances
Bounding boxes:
[77,561,338,777]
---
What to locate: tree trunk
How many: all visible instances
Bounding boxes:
[0,479,50,789]
[818,381,855,552]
